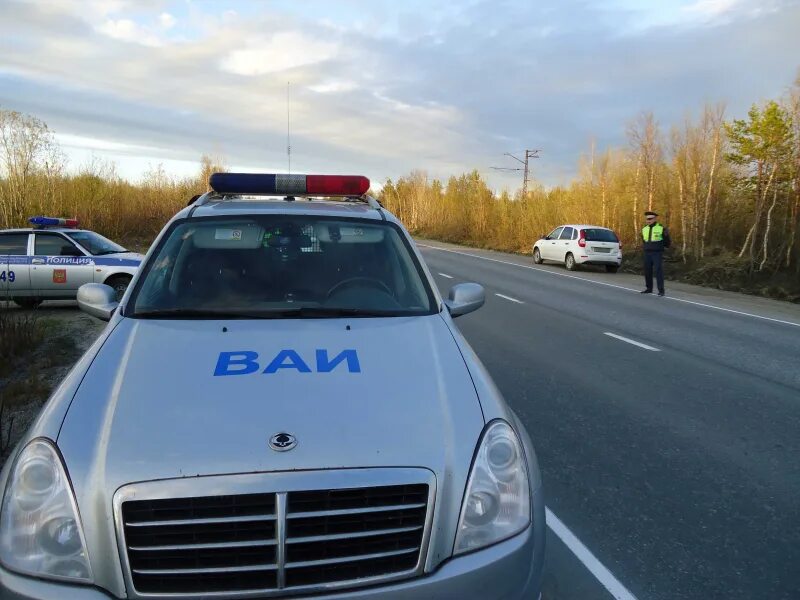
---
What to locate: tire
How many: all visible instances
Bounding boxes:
[105,275,132,302]
[533,247,543,264]
[605,265,619,273]
[12,298,42,309]
[565,253,577,271]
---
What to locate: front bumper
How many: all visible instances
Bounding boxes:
[0,511,542,600]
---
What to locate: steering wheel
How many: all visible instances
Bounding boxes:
[326,277,393,299]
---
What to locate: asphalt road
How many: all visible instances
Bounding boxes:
[419,240,800,600]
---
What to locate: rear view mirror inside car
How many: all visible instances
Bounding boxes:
[266,233,313,249]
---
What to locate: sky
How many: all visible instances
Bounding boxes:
[1,0,799,191]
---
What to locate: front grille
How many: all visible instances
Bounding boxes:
[121,483,429,596]
[285,485,427,588]
[122,493,278,594]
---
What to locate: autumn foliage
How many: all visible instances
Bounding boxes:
[1,73,799,292]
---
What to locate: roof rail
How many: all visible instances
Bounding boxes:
[187,192,384,212]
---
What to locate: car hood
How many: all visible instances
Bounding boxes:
[59,313,484,499]
[94,251,143,265]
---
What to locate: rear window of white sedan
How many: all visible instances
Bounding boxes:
[583,229,619,243]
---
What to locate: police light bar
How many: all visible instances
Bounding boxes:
[28,216,79,228]
[209,173,370,197]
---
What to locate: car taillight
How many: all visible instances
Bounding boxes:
[613,231,622,249]
[578,230,586,248]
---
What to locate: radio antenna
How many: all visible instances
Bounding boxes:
[287,81,291,174]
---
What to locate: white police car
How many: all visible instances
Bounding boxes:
[0,217,143,307]
[0,175,545,599]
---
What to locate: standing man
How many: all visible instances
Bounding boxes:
[640,211,671,296]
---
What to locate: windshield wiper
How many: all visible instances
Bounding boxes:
[273,307,402,318]
[95,249,127,255]
[133,308,276,319]
[133,307,407,320]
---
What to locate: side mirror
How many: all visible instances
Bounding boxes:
[445,283,485,318]
[77,283,119,321]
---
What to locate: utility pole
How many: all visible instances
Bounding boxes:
[491,149,540,197]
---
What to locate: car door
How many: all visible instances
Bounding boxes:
[30,232,95,298]
[555,227,575,263]
[0,232,32,300]
[542,227,564,261]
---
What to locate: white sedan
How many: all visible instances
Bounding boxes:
[533,224,622,272]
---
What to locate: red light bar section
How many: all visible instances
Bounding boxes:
[306,175,370,196]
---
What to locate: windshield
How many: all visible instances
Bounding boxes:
[583,228,618,243]
[66,230,127,255]
[128,216,436,318]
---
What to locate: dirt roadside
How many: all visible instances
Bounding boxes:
[0,301,104,466]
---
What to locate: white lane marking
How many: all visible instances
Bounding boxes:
[438,272,454,279]
[546,507,640,600]
[495,293,523,304]
[662,296,800,327]
[419,243,800,328]
[603,332,660,352]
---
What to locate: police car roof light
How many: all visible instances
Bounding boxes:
[28,216,79,228]
[208,173,370,197]
[306,175,370,196]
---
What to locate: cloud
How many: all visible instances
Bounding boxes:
[97,18,163,46]
[1,0,799,189]
[682,0,740,18]
[309,80,357,94]
[158,12,176,30]
[220,32,339,76]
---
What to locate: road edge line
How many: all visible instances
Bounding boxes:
[546,507,640,600]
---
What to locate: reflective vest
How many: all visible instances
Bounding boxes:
[642,223,664,242]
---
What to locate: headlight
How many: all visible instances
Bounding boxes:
[454,420,530,555]
[0,439,93,583]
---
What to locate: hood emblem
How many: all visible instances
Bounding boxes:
[269,433,297,452]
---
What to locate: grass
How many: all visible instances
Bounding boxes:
[0,309,47,453]
[0,312,81,455]
[0,373,51,409]
[621,251,800,303]
[0,309,44,377]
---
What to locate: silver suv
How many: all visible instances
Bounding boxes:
[0,174,545,599]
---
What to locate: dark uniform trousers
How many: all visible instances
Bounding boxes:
[643,251,664,294]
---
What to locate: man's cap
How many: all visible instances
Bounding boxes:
[644,211,658,216]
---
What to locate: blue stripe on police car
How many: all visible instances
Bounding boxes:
[0,256,141,267]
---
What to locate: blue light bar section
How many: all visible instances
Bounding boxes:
[28,216,62,226]
[209,173,278,195]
